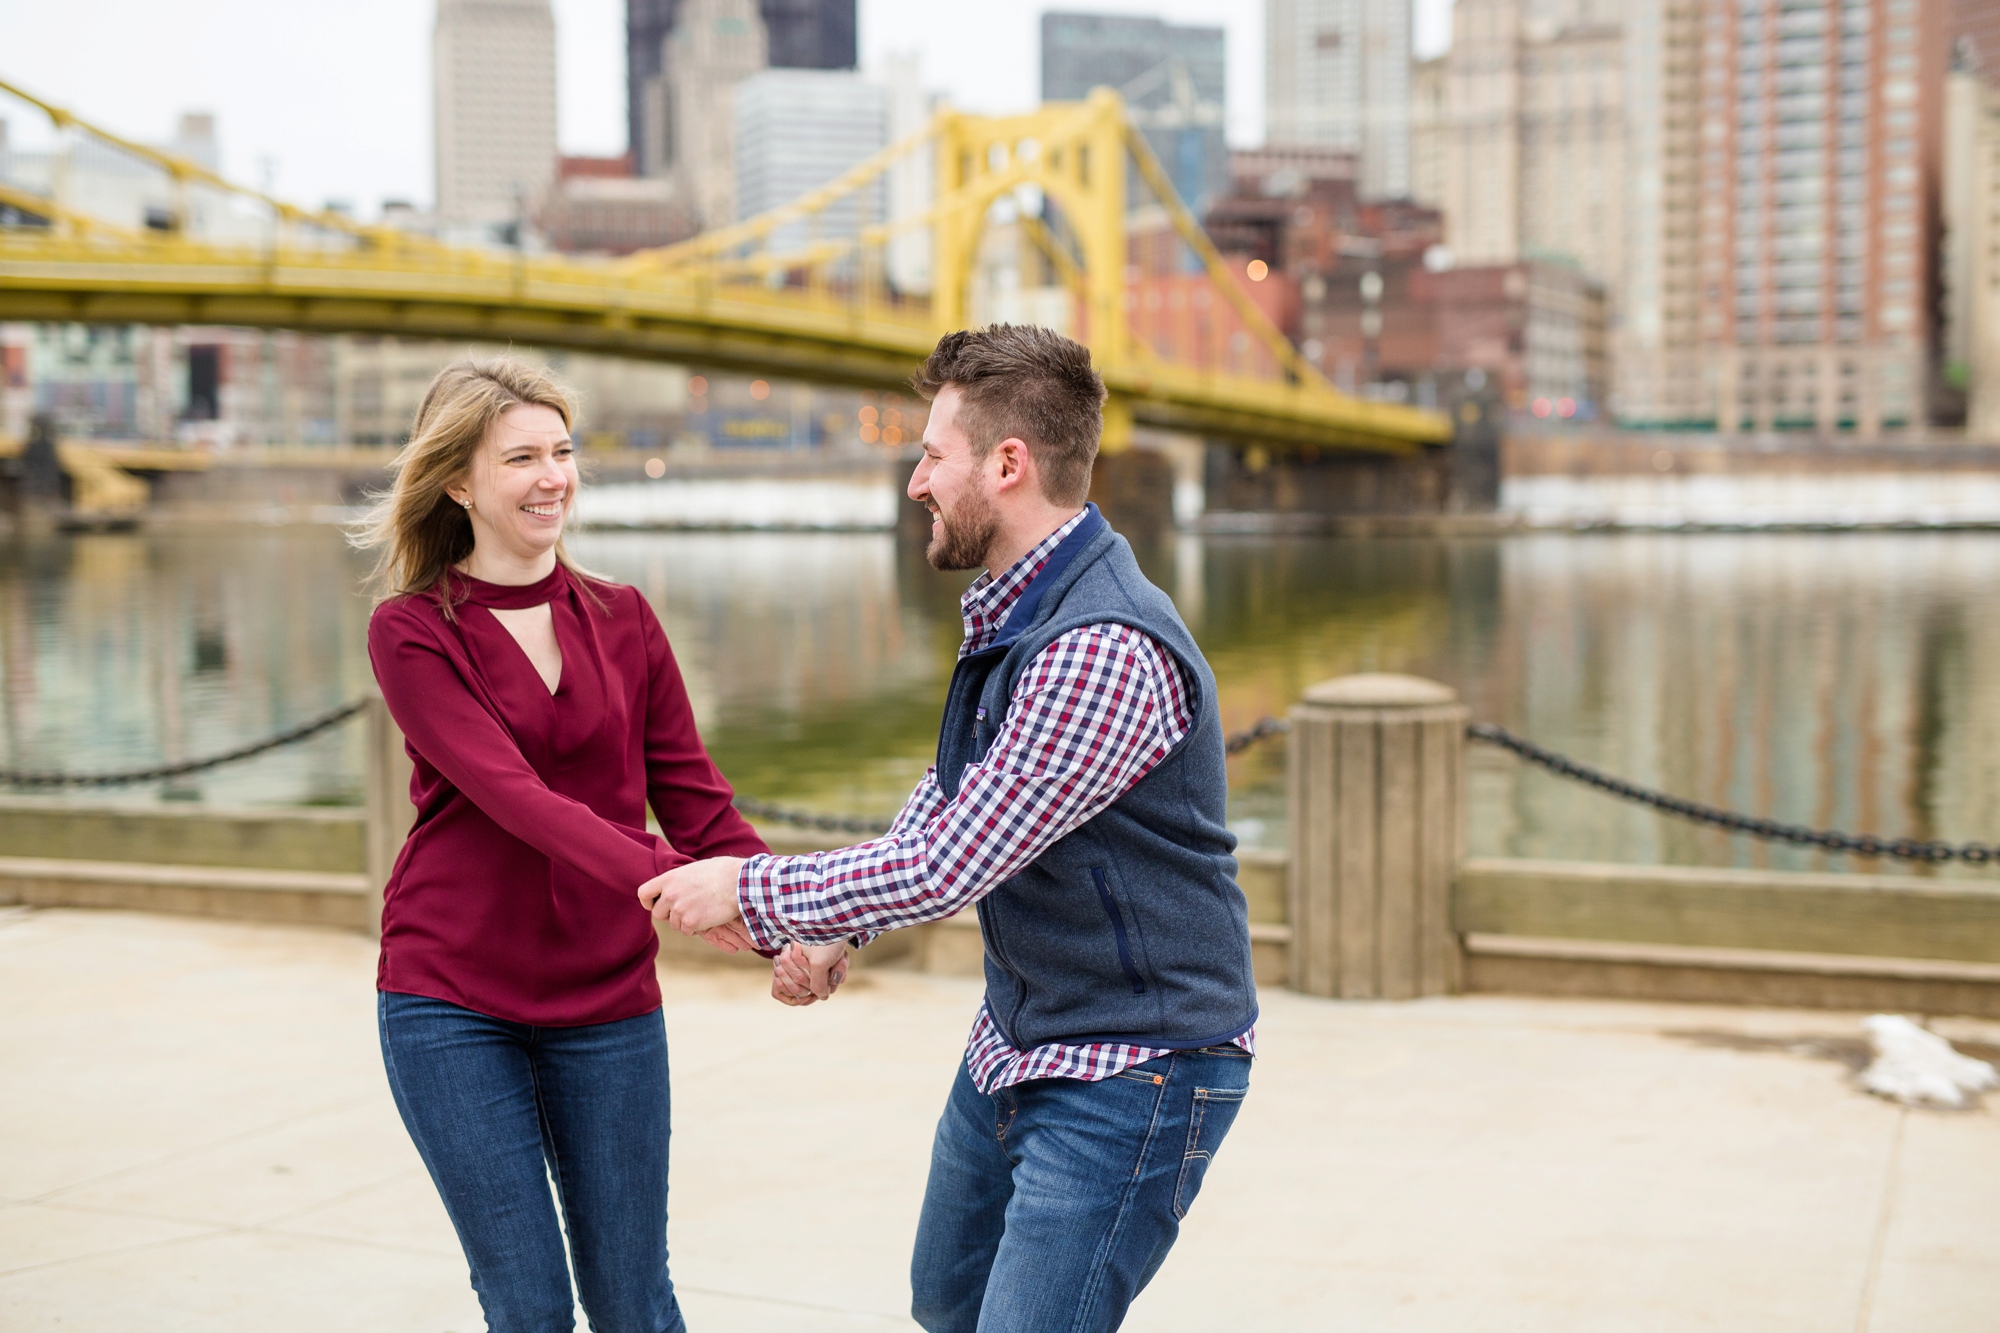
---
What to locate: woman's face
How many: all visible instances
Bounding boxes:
[451,404,577,564]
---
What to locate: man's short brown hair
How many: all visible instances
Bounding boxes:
[913,325,1106,506]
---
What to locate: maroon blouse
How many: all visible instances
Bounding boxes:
[368,563,767,1026]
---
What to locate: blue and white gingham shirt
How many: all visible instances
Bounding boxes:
[736,509,1254,1092]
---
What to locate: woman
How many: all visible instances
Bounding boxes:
[355,358,793,1332]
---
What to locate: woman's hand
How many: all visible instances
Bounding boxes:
[772,941,849,1006]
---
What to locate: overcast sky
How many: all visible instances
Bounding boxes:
[1,0,1453,216]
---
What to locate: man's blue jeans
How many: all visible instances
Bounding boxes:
[378,992,683,1333]
[911,1047,1252,1333]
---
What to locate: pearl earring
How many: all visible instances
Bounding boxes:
[459,498,472,509]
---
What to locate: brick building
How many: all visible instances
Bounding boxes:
[1203,149,1607,415]
[535,155,694,256]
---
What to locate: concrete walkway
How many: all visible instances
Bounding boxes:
[2,907,1996,1332]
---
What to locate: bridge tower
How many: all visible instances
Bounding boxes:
[928,91,1136,446]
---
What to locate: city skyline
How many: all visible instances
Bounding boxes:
[0,0,1454,218]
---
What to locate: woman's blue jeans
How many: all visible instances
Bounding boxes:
[378,991,683,1333]
[910,1047,1252,1333]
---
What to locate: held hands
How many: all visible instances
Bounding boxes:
[636,859,849,1002]
[639,857,750,951]
[772,941,849,1006]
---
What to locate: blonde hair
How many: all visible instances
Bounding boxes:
[351,357,596,616]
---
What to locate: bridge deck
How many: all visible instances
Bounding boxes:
[0,233,1449,453]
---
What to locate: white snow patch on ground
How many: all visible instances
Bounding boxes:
[1860,1014,1999,1108]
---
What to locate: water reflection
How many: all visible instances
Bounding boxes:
[1468,535,2000,878]
[0,527,375,807]
[3,522,1996,879]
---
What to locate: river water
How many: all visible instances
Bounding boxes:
[5,521,1998,879]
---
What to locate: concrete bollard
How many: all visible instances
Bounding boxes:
[1286,674,1467,999]
[362,694,415,941]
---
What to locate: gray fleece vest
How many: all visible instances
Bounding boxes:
[936,505,1258,1051]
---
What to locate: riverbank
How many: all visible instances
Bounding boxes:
[17,434,2000,534]
[1498,434,2000,530]
[3,907,1995,1332]
[130,448,911,532]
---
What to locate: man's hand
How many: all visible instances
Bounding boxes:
[772,941,849,1006]
[640,857,749,940]
[699,920,757,954]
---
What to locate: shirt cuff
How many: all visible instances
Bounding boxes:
[735,853,880,953]
[736,854,789,954]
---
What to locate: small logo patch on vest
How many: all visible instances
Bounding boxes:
[975,707,988,723]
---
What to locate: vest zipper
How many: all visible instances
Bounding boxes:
[1092,866,1147,996]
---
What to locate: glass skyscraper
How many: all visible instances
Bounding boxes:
[1040,12,1229,218]
[626,0,855,161]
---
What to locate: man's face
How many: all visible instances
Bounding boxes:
[908,385,1001,572]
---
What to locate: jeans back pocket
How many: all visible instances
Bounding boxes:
[1172,1085,1248,1220]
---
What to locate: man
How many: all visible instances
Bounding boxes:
[642,325,1256,1333]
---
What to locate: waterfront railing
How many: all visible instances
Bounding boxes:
[2,680,1996,1016]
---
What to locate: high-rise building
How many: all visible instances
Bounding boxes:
[734,68,887,241]
[883,52,939,296]
[1426,0,1671,419]
[1266,0,1413,200]
[1957,0,2000,70]
[1435,0,1625,282]
[1408,55,1448,210]
[642,0,768,228]
[1426,0,1946,434]
[434,0,556,230]
[629,0,680,160]
[1628,0,1950,433]
[757,0,857,69]
[1040,13,1228,217]
[627,0,856,161]
[1946,37,2000,438]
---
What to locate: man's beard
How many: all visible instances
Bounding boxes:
[925,484,1001,571]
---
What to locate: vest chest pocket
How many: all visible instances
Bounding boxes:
[1090,866,1147,996]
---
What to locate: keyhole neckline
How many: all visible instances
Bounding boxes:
[448,562,569,610]
[486,602,564,696]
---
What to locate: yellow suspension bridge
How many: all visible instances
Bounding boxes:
[0,77,1447,455]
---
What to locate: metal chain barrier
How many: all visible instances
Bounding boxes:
[0,697,372,789]
[11,696,1985,866]
[1223,715,1292,755]
[1468,722,1997,865]
[0,706,1305,811]
[732,795,896,837]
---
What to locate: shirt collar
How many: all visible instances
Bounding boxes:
[959,509,1089,656]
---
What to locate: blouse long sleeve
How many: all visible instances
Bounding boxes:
[637,597,769,862]
[370,601,684,897]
